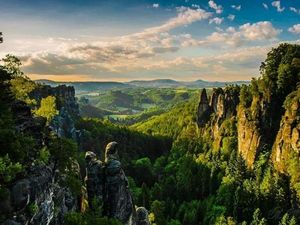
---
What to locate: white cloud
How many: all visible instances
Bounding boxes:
[20,7,213,75]
[231,5,241,11]
[239,21,281,40]
[263,3,268,10]
[290,7,300,14]
[228,14,235,21]
[208,0,223,14]
[288,24,300,34]
[209,17,224,25]
[271,1,285,12]
[21,39,300,81]
[180,21,281,47]
[153,3,159,8]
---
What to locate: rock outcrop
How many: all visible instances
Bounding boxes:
[197,86,300,171]
[31,85,79,118]
[104,142,136,225]
[136,207,150,225]
[85,151,104,210]
[197,88,211,127]
[2,164,78,225]
[85,142,150,225]
[272,90,300,172]
[197,88,239,127]
[197,87,239,150]
[2,84,81,225]
[237,104,263,166]
[3,83,151,225]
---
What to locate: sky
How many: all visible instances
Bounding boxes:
[0,0,300,82]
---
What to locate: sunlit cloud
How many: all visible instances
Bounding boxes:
[209,17,224,25]
[1,0,298,82]
[288,24,300,34]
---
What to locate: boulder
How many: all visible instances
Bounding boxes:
[136,207,150,225]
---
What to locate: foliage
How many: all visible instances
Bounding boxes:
[1,54,24,77]
[0,155,23,183]
[10,76,37,106]
[64,211,122,225]
[36,147,50,165]
[35,96,59,123]
[47,135,77,172]
[131,96,198,139]
[76,118,171,164]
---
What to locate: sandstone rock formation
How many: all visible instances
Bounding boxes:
[197,87,240,150]
[196,86,291,168]
[104,142,136,225]
[31,85,79,118]
[272,90,300,172]
[197,88,211,127]
[2,85,80,225]
[237,104,262,166]
[2,164,78,225]
[85,151,104,210]
[84,142,151,225]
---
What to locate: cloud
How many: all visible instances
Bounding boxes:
[290,7,300,14]
[22,39,300,81]
[21,7,212,75]
[271,1,285,12]
[181,21,281,47]
[21,20,281,77]
[239,21,281,40]
[133,7,211,39]
[153,3,159,8]
[263,3,268,9]
[209,17,224,25]
[228,14,235,21]
[231,5,241,11]
[288,24,300,34]
[208,0,223,14]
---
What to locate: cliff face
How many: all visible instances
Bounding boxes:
[4,83,150,225]
[31,84,79,117]
[3,164,78,225]
[272,90,300,172]
[32,84,81,140]
[3,85,80,225]
[237,104,262,166]
[197,87,239,150]
[197,88,211,127]
[196,83,300,170]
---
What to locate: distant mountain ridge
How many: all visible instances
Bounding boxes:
[35,78,250,93]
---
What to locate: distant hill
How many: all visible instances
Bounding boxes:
[35,80,132,93]
[127,79,181,87]
[185,79,250,88]
[35,79,250,93]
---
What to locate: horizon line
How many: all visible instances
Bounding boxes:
[33,78,251,83]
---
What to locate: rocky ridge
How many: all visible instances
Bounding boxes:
[197,86,300,170]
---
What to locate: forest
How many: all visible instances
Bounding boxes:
[1,43,300,225]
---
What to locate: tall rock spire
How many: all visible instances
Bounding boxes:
[197,88,212,127]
